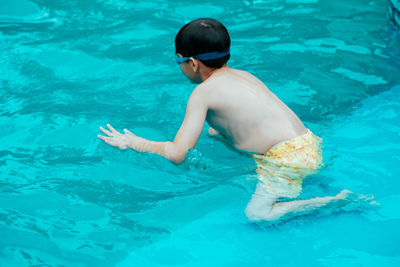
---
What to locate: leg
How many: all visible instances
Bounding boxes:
[264,190,348,221]
[245,183,373,222]
[244,182,279,221]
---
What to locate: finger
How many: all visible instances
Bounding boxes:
[104,138,115,146]
[99,126,113,136]
[123,128,135,135]
[107,124,120,134]
[98,135,116,146]
[97,134,109,141]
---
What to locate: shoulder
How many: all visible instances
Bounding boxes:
[231,68,268,89]
[190,80,216,100]
[233,68,263,82]
[186,84,211,109]
[226,67,251,77]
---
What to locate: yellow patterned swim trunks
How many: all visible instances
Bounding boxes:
[252,129,323,198]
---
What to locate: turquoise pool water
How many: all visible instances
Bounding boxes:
[1,0,400,266]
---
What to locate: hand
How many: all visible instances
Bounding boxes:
[98,124,141,150]
[208,127,220,136]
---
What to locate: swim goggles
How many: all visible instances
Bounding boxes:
[176,48,230,64]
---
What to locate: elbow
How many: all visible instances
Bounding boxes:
[169,151,187,165]
[170,155,186,164]
[165,142,187,164]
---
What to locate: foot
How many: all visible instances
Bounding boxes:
[335,189,353,200]
[335,189,379,208]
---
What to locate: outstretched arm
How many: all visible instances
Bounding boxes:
[98,89,207,164]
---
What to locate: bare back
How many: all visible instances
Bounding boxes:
[198,67,307,153]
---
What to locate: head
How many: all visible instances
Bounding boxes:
[175,18,231,83]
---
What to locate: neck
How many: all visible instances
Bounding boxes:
[199,64,228,82]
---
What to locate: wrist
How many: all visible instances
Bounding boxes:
[128,135,147,152]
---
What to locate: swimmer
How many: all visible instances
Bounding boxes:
[97,18,375,222]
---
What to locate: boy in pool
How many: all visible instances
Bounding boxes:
[98,18,367,222]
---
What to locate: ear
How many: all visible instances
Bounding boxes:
[189,57,200,72]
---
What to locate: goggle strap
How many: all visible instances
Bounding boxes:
[176,48,230,63]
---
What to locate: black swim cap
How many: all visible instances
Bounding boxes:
[175,18,231,68]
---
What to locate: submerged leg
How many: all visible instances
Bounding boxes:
[244,182,279,221]
[245,183,374,222]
